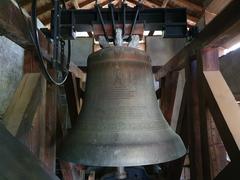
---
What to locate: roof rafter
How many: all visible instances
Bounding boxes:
[171,0,203,14]
[37,0,199,27]
[127,0,198,26]
[161,0,170,8]
[40,0,111,25]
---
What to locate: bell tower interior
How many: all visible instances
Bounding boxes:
[0,0,239,179]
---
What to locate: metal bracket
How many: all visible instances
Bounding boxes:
[57,7,187,40]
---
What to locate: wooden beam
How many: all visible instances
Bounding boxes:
[38,0,97,17]
[160,71,179,124]
[128,0,198,26]
[215,161,239,180]
[0,0,52,55]
[37,3,52,16]
[69,63,86,80]
[203,71,240,161]
[43,0,109,25]
[207,109,228,178]
[127,0,158,8]
[18,76,47,163]
[197,48,218,179]
[166,84,188,180]
[196,48,228,179]
[155,1,240,80]
[71,0,80,9]
[161,0,170,8]
[64,73,81,126]
[147,0,202,16]
[43,82,57,173]
[65,0,106,9]
[115,0,122,8]
[146,0,163,7]
[3,73,42,137]
[170,0,203,14]
[206,0,232,15]
[0,0,32,47]
[185,59,204,180]
[24,50,40,73]
[187,15,198,26]
[18,0,32,6]
[170,69,185,131]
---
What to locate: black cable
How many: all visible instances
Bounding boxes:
[109,3,116,42]
[122,3,126,38]
[128,4,141,42]
[16,0,70,85]
[96,4,109,42]
[52,0,59,67]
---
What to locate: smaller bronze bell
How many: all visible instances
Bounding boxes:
[0,123,58,180]
[59,47,186,166]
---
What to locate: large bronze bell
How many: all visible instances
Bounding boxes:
[59,47,186,166]
[0,123,58,180]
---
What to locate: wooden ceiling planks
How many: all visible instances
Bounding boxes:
[20,0,204,27]
[206,0,233,15]
[171,0,203,14]
[146,0,200,23]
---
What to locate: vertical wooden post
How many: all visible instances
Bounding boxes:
[200,48,228,178]
[23,50,40,73]
[22,50,58,173]
[166,84,188,180]
[20,50,46,160]
[185,58,204,180]
[197,49,212,180]
[171,69,186,131]
[185,48,221,179]
[160,71,179,124]
[20,76,47,162]
[64,73,81,126]
[207,109,228,178]
[43,81,57,173]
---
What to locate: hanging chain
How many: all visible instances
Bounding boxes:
[60,39,67,72]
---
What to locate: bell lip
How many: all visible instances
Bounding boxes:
[58,150,186,167]
[58,142,186,167]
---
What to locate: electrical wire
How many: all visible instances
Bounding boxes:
[96,4,109,42]
[128,4,140,42]
[17,0,71,86]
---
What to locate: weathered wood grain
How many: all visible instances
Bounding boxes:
[3,73,42,137]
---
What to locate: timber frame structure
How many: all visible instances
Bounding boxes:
[1,0,240,179]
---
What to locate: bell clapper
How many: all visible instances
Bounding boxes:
[115,166,127,179]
